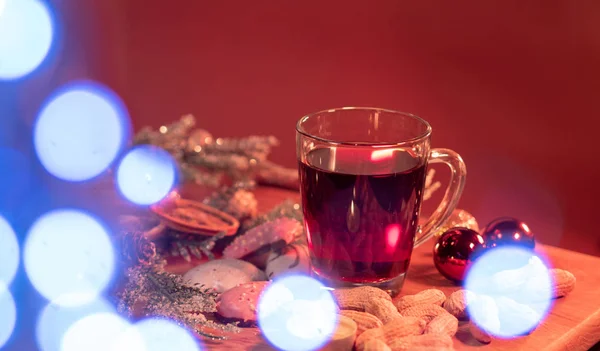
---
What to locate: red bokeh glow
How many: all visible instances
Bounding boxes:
[385,224,401,253]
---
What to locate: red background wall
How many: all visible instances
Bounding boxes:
[19,0,600,255]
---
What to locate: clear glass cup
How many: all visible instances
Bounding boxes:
[296,107,466,296]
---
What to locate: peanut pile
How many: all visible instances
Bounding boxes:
[330,268,576,351]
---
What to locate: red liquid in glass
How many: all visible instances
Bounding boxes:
[299,147,426,283]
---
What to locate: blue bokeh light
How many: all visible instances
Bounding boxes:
[0,216,19,287]
[0,285,16,349]
[61,312,140,351]
[0,0,54,80]
[258,274,338,351]
[24,209,115,307]
[465,246,553,339]
[124,318,201,351]
[116,145,177,206]
[34,81,130,182]
[0,148,31,210]
[36,298,116,351]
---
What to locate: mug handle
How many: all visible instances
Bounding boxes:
[414,148,467,248]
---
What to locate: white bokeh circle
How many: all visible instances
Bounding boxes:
[34,81,130,182]
[0,0,54,80]
[24,209,115,307]
[116,145,177,206]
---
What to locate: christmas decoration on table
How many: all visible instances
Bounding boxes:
[481,217,535,250]
[133,114,298,190]
[114,200,309,339]
[116,264,239,339]
[142,183,259,263]
[433,217,538,283]
[150,191,241,236]
[115,225,241,340]
[433,228,486,283]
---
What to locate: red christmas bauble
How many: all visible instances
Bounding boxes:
[433,227,486,283]
[482,217,535,250]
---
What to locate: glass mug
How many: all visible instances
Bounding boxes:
[296,107,466,296]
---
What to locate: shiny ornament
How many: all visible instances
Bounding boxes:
[433,209,480,238]
[482,217,535,250]
[433,228,486,283]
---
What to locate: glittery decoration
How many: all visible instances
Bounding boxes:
[179,163,224,188]
[133,114,196,162]
[116,265,239,339]
[432,209,480,238]
[186,129,214,152]
[132,114,299,187]
[203,184,259,221]
[202,135,279,161]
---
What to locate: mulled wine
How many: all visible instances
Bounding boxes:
[299,147,427,283]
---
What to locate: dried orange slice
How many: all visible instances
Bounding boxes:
[151,195,239,236]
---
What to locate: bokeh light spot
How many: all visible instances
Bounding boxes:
[0,216,19,286]
[465,246,553,339]
[258,274,338,351]
[34,81,130,182]
[116,145,177,206]
[0,285,16,348]
[122,318,201,351]
[0,148,31,209]
[370,149,394,162]
[0,0,54,80]
[385,224,400,254]
[36,298,116,351]
[24,209,115,307]
[61,312,138,351]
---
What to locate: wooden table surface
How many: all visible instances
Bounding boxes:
[160,186,600,351]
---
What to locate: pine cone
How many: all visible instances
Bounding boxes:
[119,230,157,266]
